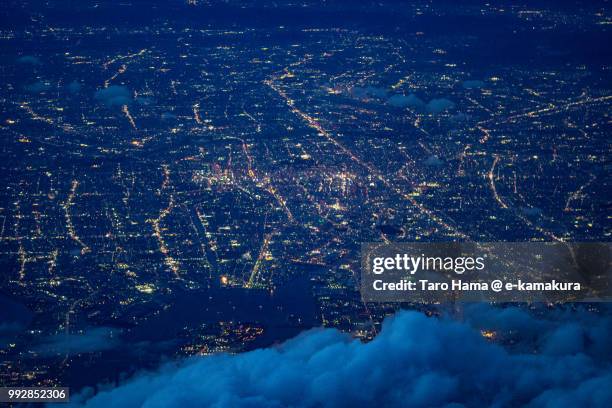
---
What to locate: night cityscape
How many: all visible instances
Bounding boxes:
[0,1,610,406]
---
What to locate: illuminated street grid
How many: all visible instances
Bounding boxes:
[0,1,610,387]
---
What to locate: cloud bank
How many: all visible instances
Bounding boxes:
[17,55,41,65]
[67,80,83,94]
[387,94,455,113]
[25,81,51,93]
[387,93,424,108]
[462,80,485,89]
[352,86,388,99]
[94,85,132,107]
[65,305,612,408]
[424,155,443,167]
[426,98,455,113]
[36,327,120,357]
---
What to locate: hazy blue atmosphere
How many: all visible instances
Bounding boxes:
[0,1,610,406]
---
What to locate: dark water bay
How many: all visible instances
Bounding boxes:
[60,274,318,392]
